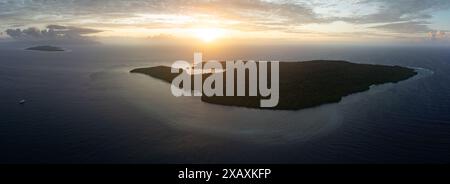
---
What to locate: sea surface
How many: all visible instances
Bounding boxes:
[0,43,449,163]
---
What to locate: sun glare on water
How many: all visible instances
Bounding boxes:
[193,28,225,43]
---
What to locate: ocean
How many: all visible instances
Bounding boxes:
[1,43,449,163]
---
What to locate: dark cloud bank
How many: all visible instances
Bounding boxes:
[5,25,102,44]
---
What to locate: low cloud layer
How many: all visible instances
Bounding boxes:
[5,25,102,43]
[429,30,447,41]
[370,21,432,33]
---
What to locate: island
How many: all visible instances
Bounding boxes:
[131,60,417,110]
[25,45,65,52]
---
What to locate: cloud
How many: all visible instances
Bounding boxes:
[0,0,324,31]
[370,21,432,33]
[1,0,450,40]
[147,33,176,40]
[428,30,447,41]
[5,25,102,43]
[343,0,450,23]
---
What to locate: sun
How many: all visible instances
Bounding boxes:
[193,28,225,43]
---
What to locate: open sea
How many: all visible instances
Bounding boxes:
[1,43,449,163]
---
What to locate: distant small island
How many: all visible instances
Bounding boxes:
[131,60,417,110]
[25,45,65,52]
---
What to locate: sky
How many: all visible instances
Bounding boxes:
[1,0,450,45]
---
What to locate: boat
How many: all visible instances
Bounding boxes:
[19,99,26,105]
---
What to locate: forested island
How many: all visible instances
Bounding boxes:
[25,45,65,52]
[131,60,417,110]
